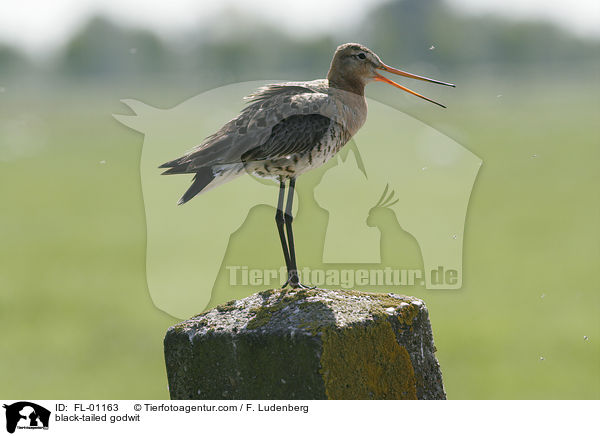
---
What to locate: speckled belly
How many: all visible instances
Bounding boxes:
[244,124,353,180]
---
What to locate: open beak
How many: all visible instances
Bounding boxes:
[374,63,455,108]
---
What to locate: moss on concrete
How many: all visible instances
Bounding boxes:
[320,318,417,399]
[246,288,313,330]
[164,288,445,400]
[215,300,238,312]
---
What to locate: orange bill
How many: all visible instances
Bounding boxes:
[375,63,455,108]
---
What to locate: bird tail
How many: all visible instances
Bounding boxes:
[160,158,187,175]
[177,167,215,205]
[176,163,245,205]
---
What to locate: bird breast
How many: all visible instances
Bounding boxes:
[328,86,368,136]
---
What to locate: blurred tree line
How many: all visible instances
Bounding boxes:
[0,0,598,83]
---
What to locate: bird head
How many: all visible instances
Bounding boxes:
[328,43,455,107]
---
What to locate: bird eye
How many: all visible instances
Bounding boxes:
[357,53,366,60]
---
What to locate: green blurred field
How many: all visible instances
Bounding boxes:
[0,75,598,399]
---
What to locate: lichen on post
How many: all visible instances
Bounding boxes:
[164,288,445,400]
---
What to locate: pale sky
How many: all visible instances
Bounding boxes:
[0,0,598,54]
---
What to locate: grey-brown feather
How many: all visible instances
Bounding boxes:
[241,114,331,163]
[159,80,334,174]
[160,78,366,202]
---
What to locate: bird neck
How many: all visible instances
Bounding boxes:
[327,72,366,96]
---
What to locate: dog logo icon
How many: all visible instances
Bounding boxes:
[3,402,50,433]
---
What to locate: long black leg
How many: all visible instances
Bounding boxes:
[276,178,313,289]
[284,178,299,286]
[275,180,292,282]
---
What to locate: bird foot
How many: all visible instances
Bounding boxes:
[292,282,316,290]
[281,274,316,290]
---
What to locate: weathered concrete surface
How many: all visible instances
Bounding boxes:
[164,288,445,400]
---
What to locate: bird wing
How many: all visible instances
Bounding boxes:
[240,114,332,162]
[160,80,342,174]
